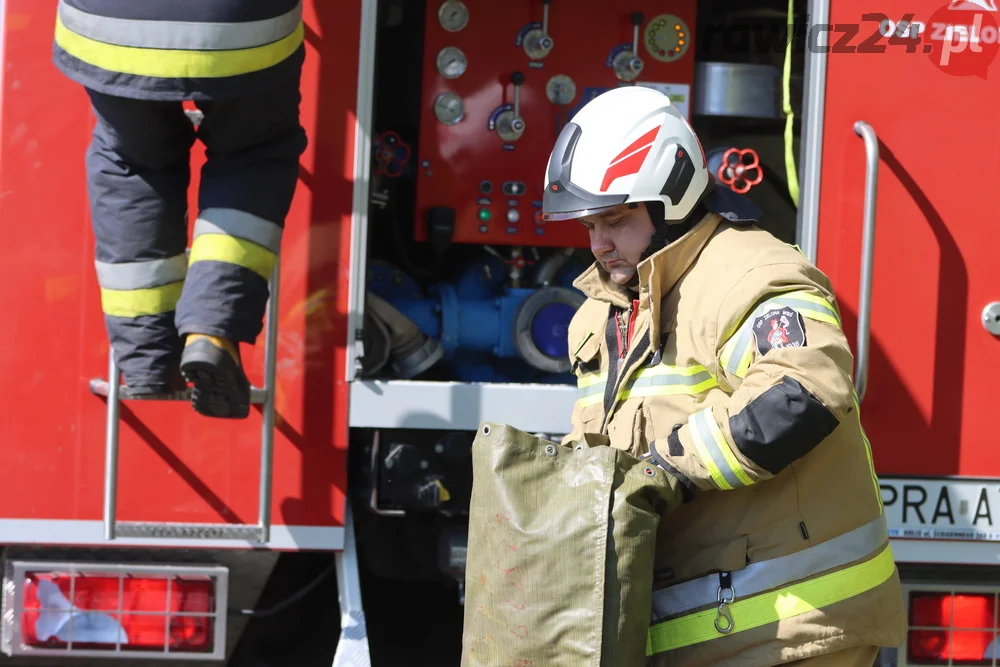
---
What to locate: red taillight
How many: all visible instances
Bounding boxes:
[19,571,216,653]
[908,591,998,665]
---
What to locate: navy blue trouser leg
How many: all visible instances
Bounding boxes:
[175,65,308,344]
[85,90,195,389]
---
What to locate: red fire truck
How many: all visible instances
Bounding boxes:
[1,0,998,665]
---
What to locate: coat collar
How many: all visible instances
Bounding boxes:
[571,183,760,343]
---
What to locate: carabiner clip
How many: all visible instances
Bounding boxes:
[714,571,736,634]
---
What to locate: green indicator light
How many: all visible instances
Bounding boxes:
[478,208,491,221]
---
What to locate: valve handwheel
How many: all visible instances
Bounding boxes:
[718,147,763,194]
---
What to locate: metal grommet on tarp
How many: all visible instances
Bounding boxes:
[482,424,491,436]
[544,444,557,456]
[644,466,656,477]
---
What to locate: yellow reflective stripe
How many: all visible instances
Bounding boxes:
[687,410,730,490]
[719,333,742,375]
[54,15,305,79]
[853,392,883,512]
[618,364,718,401]
[577,371,606,389]
[576,369,607,408]
[733,344,754,379]
[578,364,719,408]
[647,544,896,655]
[705,410,754,487]
[688,408,751,491]
[189,234,277,280]
[787,291,842,326]
[100,281,184,318]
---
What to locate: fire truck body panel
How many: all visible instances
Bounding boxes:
[2,0,1000,663]
[799,0,1000,564]
[0,0,366,550]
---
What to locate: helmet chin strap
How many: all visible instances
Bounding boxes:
[623,184,715,290]
[634,198,709,269]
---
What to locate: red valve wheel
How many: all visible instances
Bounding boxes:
[717,147,763,194]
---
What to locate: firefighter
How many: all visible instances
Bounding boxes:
[542,86,906,666]
[51,0,308,418]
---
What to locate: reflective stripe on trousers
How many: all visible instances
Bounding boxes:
[190,209,283,281]
[96,254,188,318]
[646,514,894,655]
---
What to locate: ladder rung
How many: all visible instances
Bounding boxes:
[88,379,267,404]
[114,521,266,542]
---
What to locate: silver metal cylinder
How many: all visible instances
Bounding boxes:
[693,62,781,119]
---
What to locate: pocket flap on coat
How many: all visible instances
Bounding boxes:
[571,330,602,374]
[655,533,749,585]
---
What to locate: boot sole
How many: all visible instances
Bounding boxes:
[180,340,251,419]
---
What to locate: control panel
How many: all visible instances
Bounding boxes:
[415,0,697,247]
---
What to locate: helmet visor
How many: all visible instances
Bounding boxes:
[540,203,622,222]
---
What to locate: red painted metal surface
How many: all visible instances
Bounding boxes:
[0,1,358,544]
[816,1,1000,477]
[414,1,697,247]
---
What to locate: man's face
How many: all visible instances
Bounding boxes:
[580,203,655,286]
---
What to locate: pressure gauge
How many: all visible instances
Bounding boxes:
[546,75,576,105]
[433,92,465,125]
[436,46,468,79]
[438,1,469,32]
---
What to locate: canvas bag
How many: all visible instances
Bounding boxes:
[460,422,680,667]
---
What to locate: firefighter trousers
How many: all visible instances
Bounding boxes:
[84,76,307,389]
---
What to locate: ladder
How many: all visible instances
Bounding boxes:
[89,264,282,544]
[88,263,373,665]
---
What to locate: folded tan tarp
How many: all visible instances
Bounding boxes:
[461,422,680,667]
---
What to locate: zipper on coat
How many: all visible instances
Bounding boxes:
[715,571,735,634]
[616,299,640,359]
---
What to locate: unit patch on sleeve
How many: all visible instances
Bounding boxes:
[752,306,807,356]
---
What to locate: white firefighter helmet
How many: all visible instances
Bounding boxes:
[541,86,712,222]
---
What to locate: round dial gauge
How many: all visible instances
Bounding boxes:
[433,92,465,125]
[546,74,577,105]
[645,14,690,62]
[438,1,469,32]
[436,46,468,79]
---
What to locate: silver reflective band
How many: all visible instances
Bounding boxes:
[650,513,889,622]
[58,0,303,52]
[95,254,188,290]
[690,409,744,490]
[194,209,283,254]
[627,368,715,391]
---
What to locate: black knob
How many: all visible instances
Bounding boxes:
[511,71,525,86]
[631,11,644,25]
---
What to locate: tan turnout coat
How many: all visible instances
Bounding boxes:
[562,211,906,665]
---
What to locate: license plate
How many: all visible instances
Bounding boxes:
[881,477,1000,541]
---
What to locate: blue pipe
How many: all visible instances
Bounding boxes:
[368,259,585,374]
